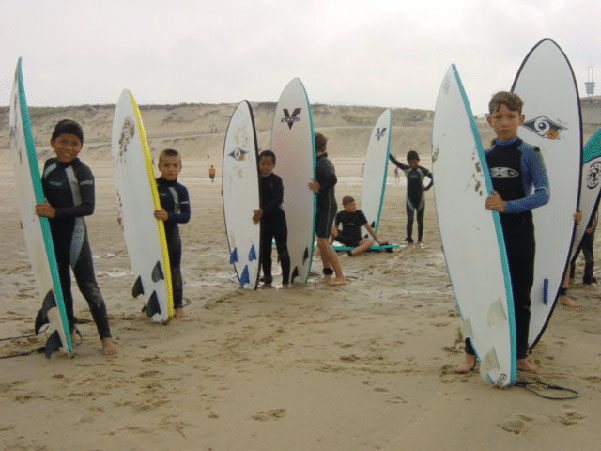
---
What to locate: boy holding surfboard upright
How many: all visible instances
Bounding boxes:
[455,91,549,375]
[154,148,191,318]
[309,132,346,286]
[253,150,290,288]
[36,119,117,356]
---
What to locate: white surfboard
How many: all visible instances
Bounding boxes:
[270,78,316,284]
[361,109,392,237]
[433,65,515,386]
[9,58,72,358]
[112,89,173,322]
[570,128,601,261]
[223,101,261,289]
[512,38,581,348]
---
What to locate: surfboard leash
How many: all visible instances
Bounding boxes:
[0,347,45,359]
[515,380,579,400]
[0,333,37,342]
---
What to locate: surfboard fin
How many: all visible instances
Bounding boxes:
[44,330,62,359]
[35,289,56,334]
[145,291,161,318]
[291,267,299,284]
[248,244,257,262]
[480,347,501,379]
[302,247,309,264]
[151,261,164,283]
[131,275,144,298]
[459,318,473,340]
[487,299,507,327]
[229,247,238,264]
[239,265,250,286]
[543,278,549,305]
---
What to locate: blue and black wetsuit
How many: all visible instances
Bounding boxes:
[41,158,111,339]
[466,137,549,359]
[389,155,433,242]
[156,177,190,309]
[258,172,290,285]
[315,153,338,239]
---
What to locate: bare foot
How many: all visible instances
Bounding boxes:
[101,337,118,356]
[417,241,425,249]
[175,307,185,319]
[559,294,580,307]
[282,283,290,289]
[582,283,593,289]
[316,275,331,284]
[327,277,347,287]
[453,354,476,374]
[70,330,82,346]
[516,358,541,374]
[260,283,273,289]
[138,311,150,320]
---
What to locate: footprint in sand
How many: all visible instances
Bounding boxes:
[252,409,286,421]
[137,370,163,378]
[498,417,528,434]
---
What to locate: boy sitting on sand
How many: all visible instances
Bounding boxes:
[454,91,549,375]
[331,195,383,256]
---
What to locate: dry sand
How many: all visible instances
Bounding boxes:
[0,103,600,450]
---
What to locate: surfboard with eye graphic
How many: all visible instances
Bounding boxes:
[511,38,582,348]
[222,100,260,289]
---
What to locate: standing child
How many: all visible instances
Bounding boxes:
[332,195,384,256]
[252,150,290,288]
[308,132,346,286]
[35,119,117,355]
[389,150,433,247]
[154,148,191,319]
[454,91,549,375]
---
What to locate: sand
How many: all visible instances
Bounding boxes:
[1,102,600,450]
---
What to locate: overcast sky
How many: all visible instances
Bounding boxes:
[1,0,599,115]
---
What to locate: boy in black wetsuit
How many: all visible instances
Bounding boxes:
[153,149,191,318]
[332,195,383,256]
[454,91,549,375]
[35,119,117,356]
[389,150,433,247]
[253,150,290,288]
[308,132,346,286]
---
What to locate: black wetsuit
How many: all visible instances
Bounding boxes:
[258,172,290,285]
[465,137,549,359]
[315,153,338,239]
[156,177,190,309]
[41,158,111,338]
[334,210,368,247]
[570,213,596,284]
[389,155,433,242]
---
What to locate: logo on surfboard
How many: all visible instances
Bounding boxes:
[587,162,601,189]
[228,147,249,161]
[281,108,301,130]
[118,117,135,159]
[376,128,387,141]
[521,115,565,140]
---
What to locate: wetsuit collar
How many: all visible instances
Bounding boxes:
[56,158,80,169]
[495,136,521,147]
[158,177,178,185]
[260,171,273,177]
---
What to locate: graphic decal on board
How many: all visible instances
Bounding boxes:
[118,117,135,159]
[521,115,565,140]
[281,108,301,130]
[228,147,249,161]
[587,162,601,190]
[376,128,387,141]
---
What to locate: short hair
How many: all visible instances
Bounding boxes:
[52,119,84,144]
[488,91,523,115]
[342,195,355,206]
[159,148,180,164]
[259,149,276,165]
[314,132,328,153]
[407,150,419,161]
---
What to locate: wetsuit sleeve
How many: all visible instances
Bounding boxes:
[335,211,342,226]
[168,184,191,224]
[261,176,284,214]
[357,210,368,226]
[53,164,95,219]
[389,154,409,170]
[316,159,337,193]
[422,167,434,189]
[504,148,550,214]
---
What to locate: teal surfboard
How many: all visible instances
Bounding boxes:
[9,58,72,357]
[331,242,400,252]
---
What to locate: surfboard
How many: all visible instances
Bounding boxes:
[270,78,316,284]
[433,65,515,386]
[331,242,399,252]
[361,109,392,236]
[9,58,72,358]
[511,38,581,348]
[111,89,173,322]
[569,128,601,262]
[223,101,261,289]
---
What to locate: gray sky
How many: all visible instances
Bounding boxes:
[1,0,599,115]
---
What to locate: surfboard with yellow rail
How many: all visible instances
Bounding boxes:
[111,89,173,321]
